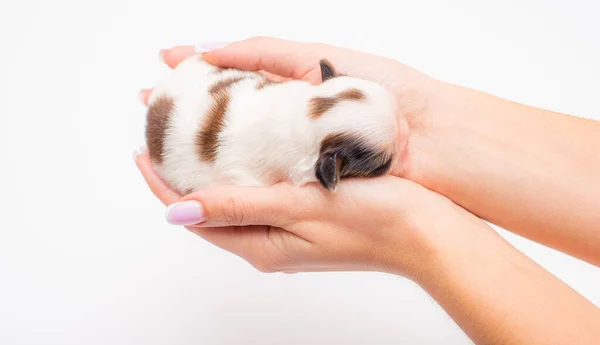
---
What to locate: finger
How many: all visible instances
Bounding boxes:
[134,150,181,205]
[134,149,272,260]
[187,225,270,264]
[159,45,196,69]
[202,36,398,85]
[166,183,315,228]
[148,45,291,106]
[159,44,296,81]
[139,88,153,106]
[202,37,325,81]
[135,149,274,266]
[189,224,306,274]
[135,147,315,271]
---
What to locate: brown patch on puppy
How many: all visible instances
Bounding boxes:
[209,76,245,94]
[145,95,175,164]
[337,88,366,101]
[308,97,338,119]
[307,88,366,119]
[256,78,280,90]
[197,83,232,162]
[315,132,392,191]
[197,75,250,162]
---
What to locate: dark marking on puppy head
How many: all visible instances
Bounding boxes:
[209,76,245,94]
[337,88,366,101]
[315,133,393,191]
[197,85,231,162]
[145,95,175,164]
[319,59,338,82]
[307,88,368,119]
[308,97,339,119]
[256,78,281,90]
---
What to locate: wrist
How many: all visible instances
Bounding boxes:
[419,218,509,289]
[400,80,514,196]
[420,206,497,283]
[382,189,493,284]
[415,214,600,344]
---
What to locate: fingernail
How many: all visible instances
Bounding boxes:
[138,90,146,105]
[195,41,230,53]
[165,201,207,225]
[159,49,166,63]
[133,146,146,164]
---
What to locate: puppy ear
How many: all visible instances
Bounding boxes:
[319,59,338,82]
[315,151,342,191]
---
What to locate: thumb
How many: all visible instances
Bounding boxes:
[202,36,322,80]
[164,183,309,228]
[202,36,406,87]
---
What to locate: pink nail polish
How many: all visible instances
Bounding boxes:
[133,146,146,164]
[165,201,207,225]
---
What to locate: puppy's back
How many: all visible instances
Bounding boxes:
[145,56,400,194]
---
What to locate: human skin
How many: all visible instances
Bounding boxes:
[134,37,600,343]
[141,37,600,268]
[134,151,600,344]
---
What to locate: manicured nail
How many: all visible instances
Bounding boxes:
[134,145,146,156]
[195,41,230,53]
[133,146,146,164]
[138,89,146,105]
[165,201,207,225]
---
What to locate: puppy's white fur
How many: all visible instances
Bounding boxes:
[146,55,398,193]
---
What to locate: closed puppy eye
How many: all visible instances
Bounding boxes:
[315,133,392,191]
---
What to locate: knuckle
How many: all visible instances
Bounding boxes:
[272,186,304,223]
[221,196,244,226]
[220,195,256,226]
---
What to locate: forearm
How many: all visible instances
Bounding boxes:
[418,215,600,345]
[411,82,600,266]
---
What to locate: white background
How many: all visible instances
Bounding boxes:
[1,0,599,344]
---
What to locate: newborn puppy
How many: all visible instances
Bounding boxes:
[145,55,398,194]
